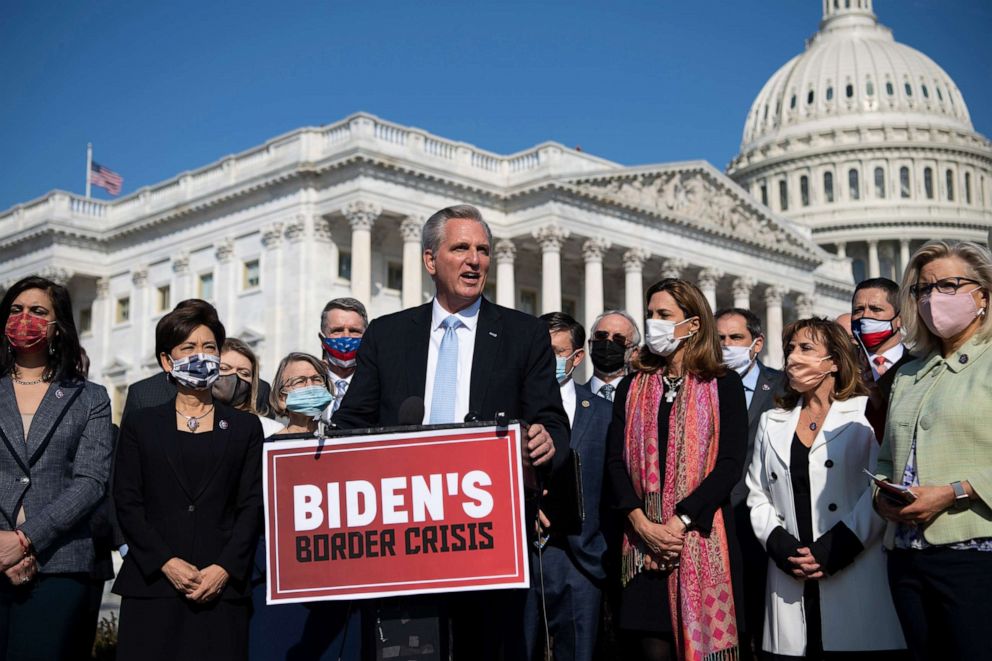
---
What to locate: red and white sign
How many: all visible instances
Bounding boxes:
[263,424,530,604]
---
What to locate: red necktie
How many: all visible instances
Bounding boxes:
[873,355,888,376]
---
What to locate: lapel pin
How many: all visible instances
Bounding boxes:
[582,400,590,408]
[959,354,969,364]
[761,384,771,391]
[55,389,64,399]
[219,420,229,429]
[489,331,498,338]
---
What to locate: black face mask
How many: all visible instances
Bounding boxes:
[589,339,627,375]
[211,373,252,408]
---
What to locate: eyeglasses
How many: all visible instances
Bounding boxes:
[591,330,630,347]
[909,277,980,299]
[280,374,326,393]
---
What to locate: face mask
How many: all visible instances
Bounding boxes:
[589,339,627,375]
[786,353,833,393]
[919,288,985,339]
[645,318,696,357]
[285,385,334,416]
[5,312,53,353]
[851,316,898,351]
[321,335,361,369]
[555,350,580,385]
[212,373,252,408]
[169,353,221,390]
[722,339,757,376]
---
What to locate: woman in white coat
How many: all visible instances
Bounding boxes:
[746,318,905,660]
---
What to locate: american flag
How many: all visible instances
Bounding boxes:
[90,161,123,196]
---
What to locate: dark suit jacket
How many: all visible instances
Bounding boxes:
[0,376,114,573]
[560,382,611,581]
[333,297,571,474]
[112,401,263,600]
[731,361,787,507]
[866,346,914,442]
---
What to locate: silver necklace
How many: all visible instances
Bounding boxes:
[176,405,214,432]
[662,373,684,403]
[12,377,45,386]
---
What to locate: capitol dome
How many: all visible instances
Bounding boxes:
[728,0,992,283]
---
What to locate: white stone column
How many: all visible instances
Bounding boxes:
[214,238,236,333]
[835,242,847,259]
[535,225,569,314]
[131,268,149,365]
[660,258,688,280]
[284,214,309,351]
[94,277,112,375]
[899,239,911,277]
[796,293,815,319]
[261,223,285,369]
[343,200,381,306]
[732,276,755,310]
[171,252,191,301]
[867,240,880,278]
[698,268,724,311]
[495,239,516,309]
[764,286,786,369]
[582,238,609,332]
[400,217,424,309]
[623,248,649,340]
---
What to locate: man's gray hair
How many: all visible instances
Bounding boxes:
[422,204,494,256]
[320,297,369,329]
[591,309,642,346]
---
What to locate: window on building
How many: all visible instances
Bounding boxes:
[849,169,860,200]
[965,172,972,204]
[242,259,260,290]
[338,251,352,280]
[824,171,834,203]
[790,94,797,110]
[760,183,768,206]
[387,262,403,291]
[874,167,885,198]
[826,86,834,101]
[936,87,944,101]
[946,169,954,201]
[518,290,537,316]
[924,167,934,199]
[845,83,854,98]
[800,175,810,206]
[156,285,170,312]
[79,307,92,334]
[900,166,911,198]
[866,80,874,96]
[779,180,789,211]
[115,297,130,324]
[904,82,913,96]
[886,81,894,96]
[198,272,214,301]
[807,90,814,105]
[922,85,929,99]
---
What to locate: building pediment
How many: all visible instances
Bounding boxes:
[558,162,821,263]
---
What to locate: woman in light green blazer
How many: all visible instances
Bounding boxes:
[875,240,992,661]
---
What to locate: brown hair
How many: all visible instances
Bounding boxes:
[268,352,330,417]
[630,278,725,380]
[776,317,869,409]
[221,338,266,416]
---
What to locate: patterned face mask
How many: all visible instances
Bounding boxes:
[169,353,221,390]
[321,335,362,369]
[5,312,53,353]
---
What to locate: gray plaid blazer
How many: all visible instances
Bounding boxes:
[0,376,114,573]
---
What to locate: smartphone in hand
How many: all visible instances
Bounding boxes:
[863,469,918,503]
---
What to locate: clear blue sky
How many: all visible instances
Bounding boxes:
[1,0,989,210]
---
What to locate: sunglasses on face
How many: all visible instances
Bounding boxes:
[591,330,630,347]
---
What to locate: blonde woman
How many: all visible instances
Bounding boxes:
[213,339,284,438]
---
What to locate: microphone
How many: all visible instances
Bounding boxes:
[463,411,480,423]
[398,397,425,426]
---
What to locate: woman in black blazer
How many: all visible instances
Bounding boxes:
[113,300,262,661]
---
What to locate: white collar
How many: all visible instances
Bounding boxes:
[874,342,905,364]
[431,296,482,332]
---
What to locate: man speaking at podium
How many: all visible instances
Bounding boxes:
[334,203,570,659]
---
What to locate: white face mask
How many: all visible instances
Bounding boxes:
[722,339,758,375]
[645,317,697,357]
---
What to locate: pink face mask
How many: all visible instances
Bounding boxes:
[786,353,833,393]
[919,288,986,339]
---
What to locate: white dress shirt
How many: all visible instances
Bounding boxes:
[422,297,481,424]
[323,370,355,423]
[589,374,621,400]
[869,343,905,381]
[559,378,577,428]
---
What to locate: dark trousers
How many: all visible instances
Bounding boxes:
[0,573,90,661]
[522,544,602,661]
[285,601,362,661]
[735,501,768,661]
[450,589,528,661]
[888,547,992,661]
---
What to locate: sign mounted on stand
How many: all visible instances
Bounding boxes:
[263,423,529,604]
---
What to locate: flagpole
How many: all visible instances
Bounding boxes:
[85,143,93,199]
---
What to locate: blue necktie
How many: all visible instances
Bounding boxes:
[332,379,348,413]
[429,316,460,424]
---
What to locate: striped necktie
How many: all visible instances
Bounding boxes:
[429,316,460,424]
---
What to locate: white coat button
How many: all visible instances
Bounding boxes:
[19,477,29,485]
[920,415,932,430]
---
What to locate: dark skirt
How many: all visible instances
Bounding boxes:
[117,595,250,661]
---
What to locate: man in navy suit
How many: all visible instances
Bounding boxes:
[334,204,570,660]
[523,312,611,661]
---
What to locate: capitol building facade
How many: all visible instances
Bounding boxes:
[0,1,989,412]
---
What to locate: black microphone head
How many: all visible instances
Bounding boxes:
[464,411,480,423]
[398,397,425,426]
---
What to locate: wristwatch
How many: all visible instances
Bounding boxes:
[950,481,970,511]
[678,513,693,531]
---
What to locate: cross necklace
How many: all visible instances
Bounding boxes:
[662,372,684,404]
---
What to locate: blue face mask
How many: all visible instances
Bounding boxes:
[285,385,334,416]
[555,350,580,385]
[170,353,221,391]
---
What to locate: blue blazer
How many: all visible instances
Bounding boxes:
[564,382,611,581]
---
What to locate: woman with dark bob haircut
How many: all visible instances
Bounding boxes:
[0,275,114,659]
[112,299,263,661]
[605,278,747,661]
